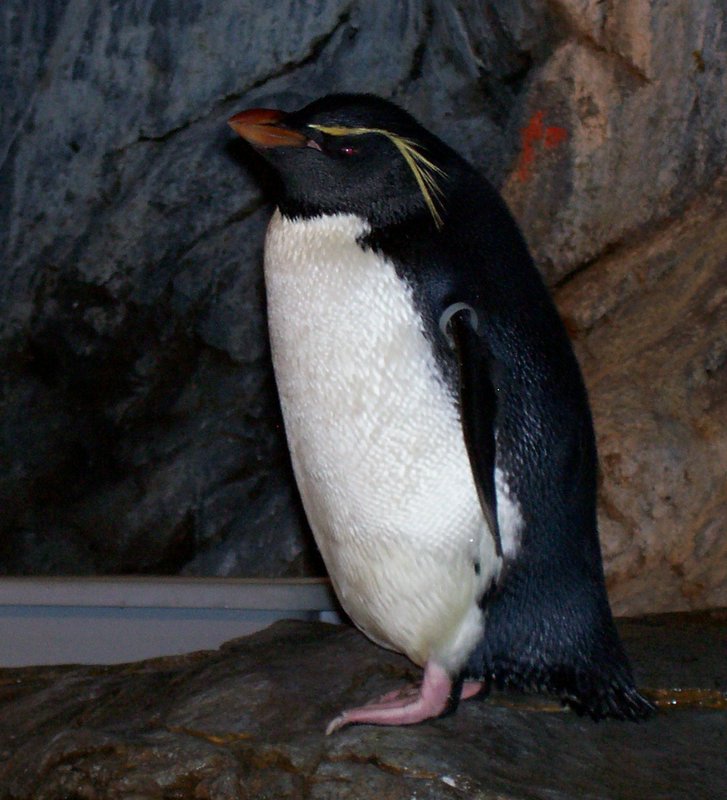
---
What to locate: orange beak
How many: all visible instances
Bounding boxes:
[227,108,308,149]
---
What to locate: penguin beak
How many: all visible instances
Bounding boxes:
[227,108,309,149]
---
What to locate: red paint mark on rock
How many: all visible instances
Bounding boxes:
[516,110,569,182]
[517,110,544,183]
[544,125,568,148]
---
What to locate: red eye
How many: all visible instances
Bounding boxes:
[339,144,358,157]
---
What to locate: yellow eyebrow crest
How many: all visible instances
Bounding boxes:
[308,124,447,228]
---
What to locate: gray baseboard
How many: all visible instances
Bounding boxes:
[0,577,341,667]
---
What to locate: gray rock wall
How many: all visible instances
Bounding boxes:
[1,1,725,613]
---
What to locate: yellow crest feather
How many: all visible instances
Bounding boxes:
[309,125,447,228]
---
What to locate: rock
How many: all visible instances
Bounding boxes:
[556,177,727,615]
[0,0,725,616]
[0,612,726,799]
[502,0,727,281]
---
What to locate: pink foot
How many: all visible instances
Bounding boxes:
[325,663,483,734]
[461,679,484,700]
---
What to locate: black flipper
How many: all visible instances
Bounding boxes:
[442,303,502,557]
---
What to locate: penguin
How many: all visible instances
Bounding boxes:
[227,93,654,733]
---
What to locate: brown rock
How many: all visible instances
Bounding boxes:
[503,0,726,281]
[556,177,727,616]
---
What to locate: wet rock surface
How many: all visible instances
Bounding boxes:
[1,1,726,615]
[1,612,726,799]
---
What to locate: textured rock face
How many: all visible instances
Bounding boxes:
[503,0,727,280]
[0,614,726,800]
[0,2,725,613]
[556,180,727,616]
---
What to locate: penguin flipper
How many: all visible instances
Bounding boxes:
[443,305,501,557]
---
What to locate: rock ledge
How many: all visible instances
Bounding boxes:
[1,611,725,799]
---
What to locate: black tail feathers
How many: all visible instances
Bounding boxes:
[471,657,655,721]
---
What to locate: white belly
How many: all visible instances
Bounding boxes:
[264,210,500,671]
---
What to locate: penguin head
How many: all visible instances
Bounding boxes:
[228,94,460,229]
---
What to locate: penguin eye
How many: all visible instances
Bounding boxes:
[338,144,359,157]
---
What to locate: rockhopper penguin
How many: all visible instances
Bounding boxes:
[227,94,653,733]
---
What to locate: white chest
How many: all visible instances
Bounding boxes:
[264,211,500,670]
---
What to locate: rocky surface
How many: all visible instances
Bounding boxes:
[0,2,725,613]
[556,177,727,616]
[502,0,727,281]
[1,612,726,800]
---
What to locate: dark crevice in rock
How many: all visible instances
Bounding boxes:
[216,8,357,119]
[407,0,434,83]
[545,0,653,85]
[551,235,625,294]
[553,170,727,301]
[106,9,355,152]
[137,121,191,144]
[576,31,653,85]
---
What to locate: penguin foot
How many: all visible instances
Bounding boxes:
[461,679,485,700]
[325,663,482,734]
